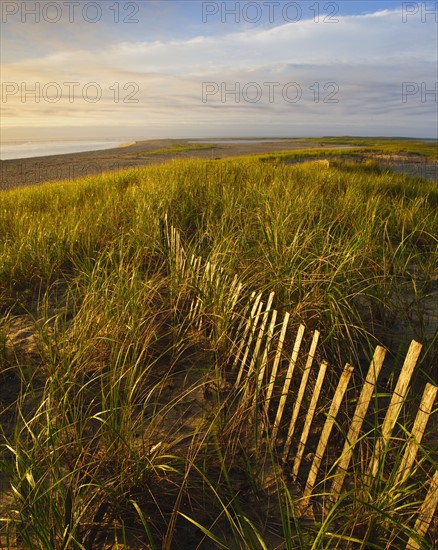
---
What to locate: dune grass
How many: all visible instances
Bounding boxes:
[130,143,216,156]
[0,156,436,548]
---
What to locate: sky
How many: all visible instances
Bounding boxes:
[1,0,437,141]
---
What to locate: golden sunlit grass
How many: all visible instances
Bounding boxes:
[0,154,436,548]
[130,144,216,156]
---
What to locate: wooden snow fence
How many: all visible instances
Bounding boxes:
[161,219,437,548]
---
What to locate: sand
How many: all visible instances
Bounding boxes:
[0,138,331,191]
[1,138,436,191]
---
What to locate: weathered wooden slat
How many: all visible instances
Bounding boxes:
[394,383,437,487]
[304,363,354,499]
[367,340,422,479]
[229,278,243,319]
[232,292,262,375]
[188,256,203,321]
[330,345,386,500]
[253,308,278,409]
[271,324,305,443]
[264,311,290,414]
[245,292,275,386]
[241,293,275,411]
[235,298,264,390]
[195,260,211,330]
[229,290,255,347]
[289,361,328,478]
[218,280,244,348]
[406,468,438,550]
[281,330,320,461]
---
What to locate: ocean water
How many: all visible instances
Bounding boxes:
[0,140,128,161]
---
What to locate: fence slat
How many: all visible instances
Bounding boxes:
[303,363,354,499]
[264,311,290,414]
[254,309,278,409]
[188,256,203,322]
[271,324,305,443]
[244,292,275,390]
[235,298,264,389]
[406,468,438,550]
[227,290,255,359]
[229,279,243,320]
[281,330,320,462]
[289,361,328,478]
[233,293,262,381]
[195,260,212,329]
[330,345,386,500]
[368,340,422,479]
[394,383,437,487]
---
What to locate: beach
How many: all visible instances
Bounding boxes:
[0,138,330,190]
[0,140,130,161]
[1,138,436,191]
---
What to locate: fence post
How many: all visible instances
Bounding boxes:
[253,308,278,409]
[394,383,437,487]
[303,363,354,499]
[367,340,422,480]
[264,311,290,414]
[271,324,305,443]
[233,293,262,387]
[289,361,328,477]
[406,469,438,550]
[242,292,275,401]
[281,330,320,461]
[235,299,264,390]
[330,345,386,501]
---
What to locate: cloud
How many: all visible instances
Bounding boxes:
[1,7,436,139]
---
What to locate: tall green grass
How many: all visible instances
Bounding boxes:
[0,157,436,548]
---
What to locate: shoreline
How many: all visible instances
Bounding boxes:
[1,138,436,190]
[0,138,327,191]
[0,140,133,162]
